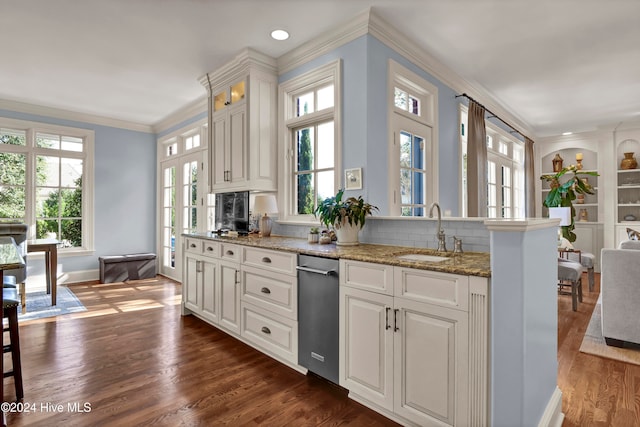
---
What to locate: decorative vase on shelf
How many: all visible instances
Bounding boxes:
[552,153,564,172]
[579,208,588,222]
[621,152,638,170]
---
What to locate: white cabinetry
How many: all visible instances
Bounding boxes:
[182,238,220,324]
[182,238,242,335]
[200,48,277,193]
[240,246,298,365]
[339,260,487,427]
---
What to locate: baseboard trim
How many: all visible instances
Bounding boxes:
[538,387,565,427]
[59,269,99,285]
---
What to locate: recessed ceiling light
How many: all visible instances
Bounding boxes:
[270,29,289,41]
[562,132,573,136]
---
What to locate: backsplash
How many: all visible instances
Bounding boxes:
[273,217,490,253]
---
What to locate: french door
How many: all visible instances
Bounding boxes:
[159,151,208,281]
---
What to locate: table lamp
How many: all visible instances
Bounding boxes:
[253,195,278,237]
[548,207,571,246]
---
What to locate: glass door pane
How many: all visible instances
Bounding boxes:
[161,164,176,270]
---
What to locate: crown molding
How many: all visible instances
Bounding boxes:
[152,95,207,134]
[198,47,278,91]
[276,9,371,75]
[275,7,534,140]
[0,98,153,133]
[366,10,534,140]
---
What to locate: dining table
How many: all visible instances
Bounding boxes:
[0,236,25,424]
[27,238,60,306]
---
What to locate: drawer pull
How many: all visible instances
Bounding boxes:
[261,326,271,335]
[226,250,234,256]
[261,257,272,264]
[190,243,196,248]
[260,287,271,295]
[394,309,399,332]
[206,246,215,252]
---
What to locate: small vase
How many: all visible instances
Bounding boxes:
[308,233,319,243]
[579,208,588,222]
[621,152,638,170]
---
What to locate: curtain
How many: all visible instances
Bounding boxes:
[467,100,487,217]
[524,136,536,218]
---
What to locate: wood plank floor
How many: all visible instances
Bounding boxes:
[558,272,640,426]
[4,277,399,426]
[5,272,639,426]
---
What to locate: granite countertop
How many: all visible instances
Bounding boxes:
[184,232,491,278]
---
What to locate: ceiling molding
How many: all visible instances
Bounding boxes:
[276,9,371,75]
[152,95,208,135]
[198,47,278,91]
[366,10,535,140]
[0,98,153,133]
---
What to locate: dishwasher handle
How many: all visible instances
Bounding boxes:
[296,265,336,276]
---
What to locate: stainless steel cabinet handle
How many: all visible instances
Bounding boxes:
[385,307,390,330]
[195,260,202,273]
[206,246,214,252]
[226,250,234,256]
[235,270,239,284]
[190,243,196,248]
[261,257,272,263]
[394,309,399,332]
[261,326,271,335]
[260,287,271,294]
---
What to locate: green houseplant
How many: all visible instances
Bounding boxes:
[314,189,378,245]
[540,165,599,242]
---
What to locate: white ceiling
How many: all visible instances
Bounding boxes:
[2,0,639,137]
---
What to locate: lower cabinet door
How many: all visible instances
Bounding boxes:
[184,255,201,313]
[393,298,468,426]
[219,260,241,334]
[340,286,394,411]
[200,258,218,324]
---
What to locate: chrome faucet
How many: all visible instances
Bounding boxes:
[428,202,447,252]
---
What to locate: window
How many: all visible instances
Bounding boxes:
[459,106,524,218]
[388,60,438,216]
[0,118,94,252]
[279,60,341,220]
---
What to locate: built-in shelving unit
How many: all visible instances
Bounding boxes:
[540,148,599,223]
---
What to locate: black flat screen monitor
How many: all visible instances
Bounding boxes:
[214,191,249,232]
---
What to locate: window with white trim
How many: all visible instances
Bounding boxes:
[0,118,94,252]
[279,60,341,220]
[388,60,438,216]
[459,106,524,218]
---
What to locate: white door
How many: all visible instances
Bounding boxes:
[340,286,394,411]
[393,298,468,426]
[159,151,207,281]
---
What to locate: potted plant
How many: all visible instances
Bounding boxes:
[314,189,378,246]
[308,227,319,243]
[540,165,599,242]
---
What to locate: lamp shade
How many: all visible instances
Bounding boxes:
[549,207,571,226]
[253,195,278,214]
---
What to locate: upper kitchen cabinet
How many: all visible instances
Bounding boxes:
[200,49,278,193]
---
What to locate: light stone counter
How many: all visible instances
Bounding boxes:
[183,232,491,278]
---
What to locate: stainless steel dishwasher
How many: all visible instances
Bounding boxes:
[297,255,339,384]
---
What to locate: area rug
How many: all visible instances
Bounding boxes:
[579,303,640,366]
[18,285,87,321]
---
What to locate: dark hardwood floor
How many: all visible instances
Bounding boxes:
[5,272,639,426]
[5,278,398,426]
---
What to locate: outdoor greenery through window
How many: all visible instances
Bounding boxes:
[280,60,340,220]
[0,119,93,250]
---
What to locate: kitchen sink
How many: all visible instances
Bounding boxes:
[396,253,449,263]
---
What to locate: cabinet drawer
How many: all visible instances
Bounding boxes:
[394,267,469,311]
[242,247,296,275]
[241,302,297,364]
[184,237,203,254]
[340,259,394,295]
[220,242,241,262]
[241,265,297,320]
